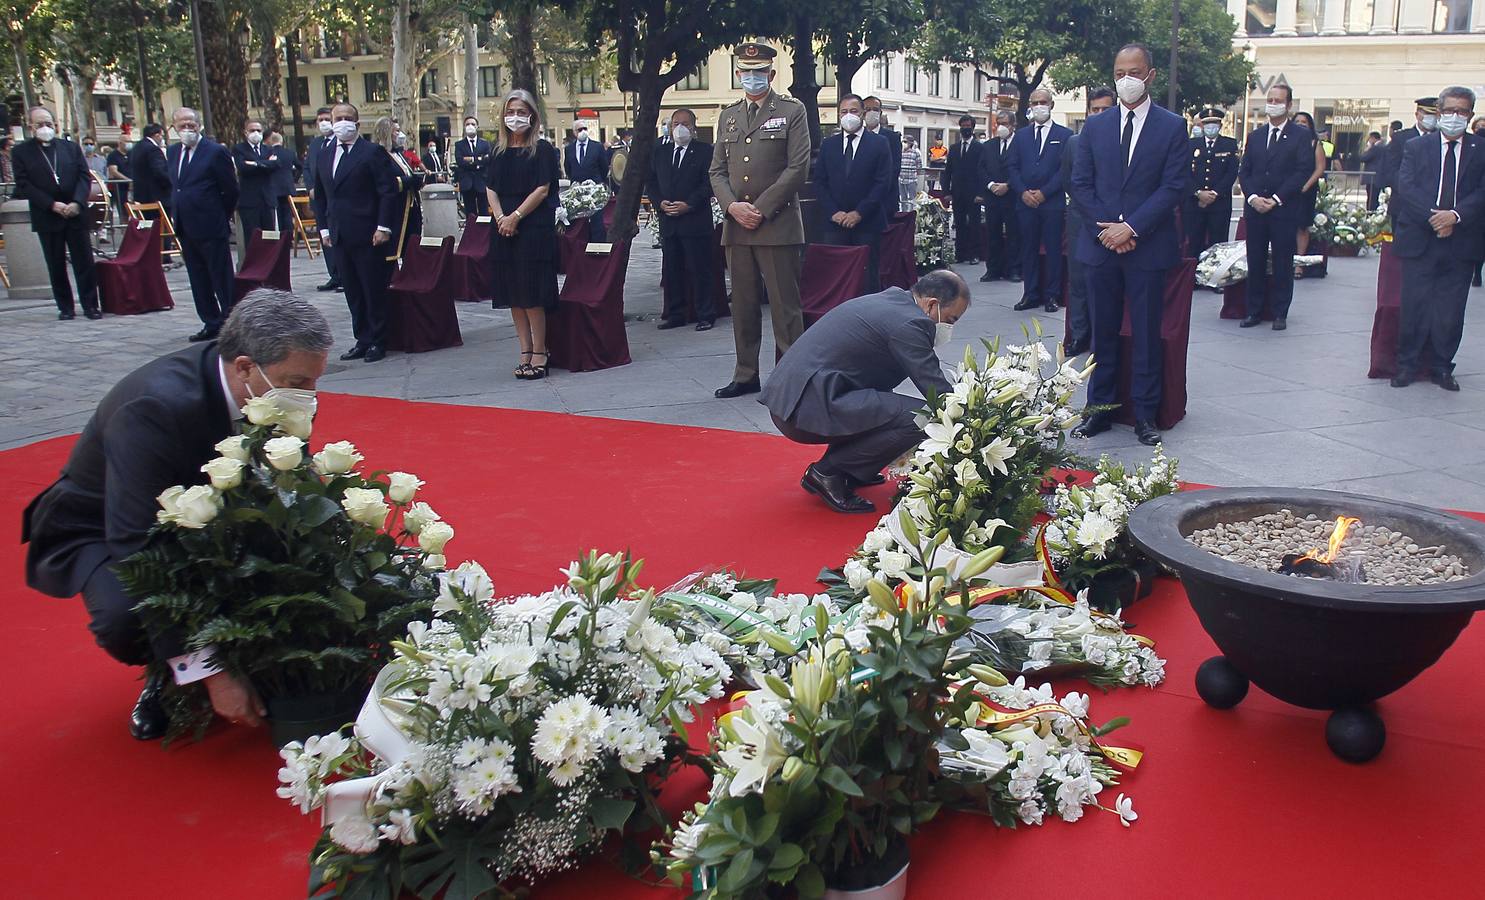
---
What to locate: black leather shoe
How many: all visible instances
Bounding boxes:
[188,327,218,342]
[340,345,367,361]
[364,345,386,363]
[58,310,75,320]
[1071,414,1112,438]
[695,320,715,332]
[1013,296,1039,311]
[1473,274,1483,287]
[714,379,760,399]
[801,464,875,513]
[657,319,686,330]
[130,670,169,741]
[1043,301,1060,313]
[1134,420,1162,446]
[84,308,103,320]
[316,279,341,292]
[1434,372,1461,392]
[1064,339,1090,357]
[1390,374,1413,388]
[1272,318,1287,331]
[1239,315,1262,328]
[979,272,996,282]
[845,472,887,488]
[1007,271,1023,282]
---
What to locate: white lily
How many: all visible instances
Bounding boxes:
[980,436,1017,476]
[719,716,789,797]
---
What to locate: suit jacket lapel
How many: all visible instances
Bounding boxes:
[333,139,359,186]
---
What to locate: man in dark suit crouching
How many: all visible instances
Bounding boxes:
[21,290,332,740]
[761,270,968,514]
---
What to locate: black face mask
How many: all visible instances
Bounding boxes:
[960,126,975,138]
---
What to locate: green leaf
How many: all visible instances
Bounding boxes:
[719,847,756,893]
[589,796,635,832]
[794,863,826,899]
[819,766,864,798]
[298,494,342,528]
[768,842,804,872]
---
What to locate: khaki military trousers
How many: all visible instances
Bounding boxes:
[726,243,804,383]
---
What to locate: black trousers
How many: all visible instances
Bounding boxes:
[1184,198,1232,259]
[1243,211,1297,319]
[1087,261,1166,422]
[984,198,1020,278]
[819,222,882,294]
[339,240,395,349]
[277,198,293,234]
[37,224,99,315]
[237,206,275,242]
[1065,214,1091,345]
[772,396,923,483]
[460,187,488,218]
[951,196,981,261]
[178,232,235,328]
[1018,204,1063,304]
[1398,242,1473,376]
[82,560,150,665]
[322,242,340,281]
[660,232,715,324]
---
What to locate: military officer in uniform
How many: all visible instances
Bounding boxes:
[1184,107,1239,257]
[709,42,811,399]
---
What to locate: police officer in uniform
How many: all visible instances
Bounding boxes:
[710,42,811,399]
[1184,107,1239,258]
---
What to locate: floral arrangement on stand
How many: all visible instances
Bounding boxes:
[280,552,734,899]
[556,180,612,226]
[117,401,445,743]
[912,192,955,270]
[1310,181,1389,254]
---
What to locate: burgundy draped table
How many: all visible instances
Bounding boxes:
[800,243,870,328]
[1366,242,1430,378]
[659,224,732,322]
[451,216,494,302]
[557,221,590,275]
[385,237,463,353]
[97,219,173,315]
[548,241,633,372]
[1108,258,1196,430]
[878,212,918,290]
[232,229,291,303]
[1220,218,1329,320]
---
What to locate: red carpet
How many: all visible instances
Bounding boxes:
[6,396,1483,898]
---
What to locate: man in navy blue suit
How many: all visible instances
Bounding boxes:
[312,102,400,363]
[862,96,902,214]
[1008,88,1072,313]
[942,114,983,264]
[1069,44,1191,447]
[305,107,342,292]
[1390,86,1484,392]
[564,123,610,241]
[978,111,1022,283]
[454,116,492,218]
[648,108,717,330]
[232,119,281,241]
[167,107,239,341]
[1237,84,1314,331]
[815,93,895,293]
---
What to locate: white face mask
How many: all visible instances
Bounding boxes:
[864,109,882,129]
[395,132,407,148]
[178,128,201,147]
[1264,102,1288,119]
[1420,114,1439,132]
[1116,75,1148,105]
[995,125,1011,140]
[504,115,531,133]
[34,125,55,143]
[331,120,358,141]
[465,124,478,136]
[840,112,863,134]
[1439,112,1469,138]
[318,120,333,136]
[934,314,954,348]
[247,130,262,145]
[739,72,770,95]
[1202,123,1221,138]
[249,365,318,418]
[576,129,588,141]
[671,124,692,146]
[1029,105,1051,124]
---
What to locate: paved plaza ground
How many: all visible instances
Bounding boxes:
[3,238,1483,510]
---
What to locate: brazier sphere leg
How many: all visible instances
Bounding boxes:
[1326,706,1386,763]
[1195,656,1249,709]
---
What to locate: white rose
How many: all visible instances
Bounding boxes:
[312,441,363,475]
[328,815,381,855]
[843,558,872,591]
[214,436,251,462]
[173,485,221,529]
[418,520,455,553]
[242,396,279,426]
[262,436,305,471]
[156,485,187,524]
[862,527,894,554]
[403,502,440,535]
[423,554,446,571]
[277,409,314,440]
[341,487,391,528]
[877,549,911,580]
[200,457,245,490]
[952,458,981,488]
[386,472,424,504]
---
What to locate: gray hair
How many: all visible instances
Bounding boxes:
[371,116,397,151]
[1440,85,1477,108]
[172,107,199,124]
[912,270,970,308]
[217,289,333,364]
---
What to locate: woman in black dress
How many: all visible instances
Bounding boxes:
[485,89,561,380]
[1291,111,1327,278]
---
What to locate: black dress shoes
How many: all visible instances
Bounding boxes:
[714,379,760,399]
[978,272,996,282]
[801,464,875,514]
[188,327,218,342]
[1071,414,1112,438]
[58,310,75,320]
[1239,315,1262,328]
[695,320,715,332]
[1272,318,1287,331]
[364,345,386,363]
[1064,338,1090,357]
[340,345,367,361]
[84,308,103,320]
[1007,270,1023,283]
[1043,301,1060,313]
[845,471,887,488]
[1434,372,1461,392]
[1013,296,1039,311]
[130,669,170,741]
[1134,420,1162,446]
[316,279,341,292]
[657,319,686,330]
[1390,374,1413,388]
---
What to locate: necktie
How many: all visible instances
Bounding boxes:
[748,102,759,124]
[1268,127,1279,150]
[1035,125,1044,156]
[1440,140,1458,209]
[1121,111,1134,174]
[254,144,261,158]
[845,133,856,174]
[333,141,350,177]
[673,146,682,169]
[577,141,584,164]
[179,147,191,179]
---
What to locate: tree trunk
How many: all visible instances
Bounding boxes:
[128,0,156,124]
[608,66,661,245]
[390,0,417,131]
[199,0,249,141]
[259,29,284,133]
[462,16,479,121]
[78,70,96,142]
[507,1,538,100]
[10,35,36,111]
[834,52,869,99]
[285,31,305,152]
[788,15,822,151]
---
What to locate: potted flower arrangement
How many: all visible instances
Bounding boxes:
[116,401,444,744]
[912,193,954,271]
[557,179,612,226]
[279,551,736,899]
[1310,181,1387,257]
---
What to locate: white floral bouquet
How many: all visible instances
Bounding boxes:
[1194,240,1248,288]
[1311,180,1387,250]
[645,196,724,236]
[960,592,1167,688]
[913,192,954,269]
[557,179,612,226]
[1043,448,1180,594]
[281,551,733,898]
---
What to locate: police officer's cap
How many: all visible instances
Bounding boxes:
[1415,96,1439,112]
[1198,107,1224,123]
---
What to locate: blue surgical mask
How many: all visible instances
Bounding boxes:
[1202,123,1220,138]
[740,72,769,95]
